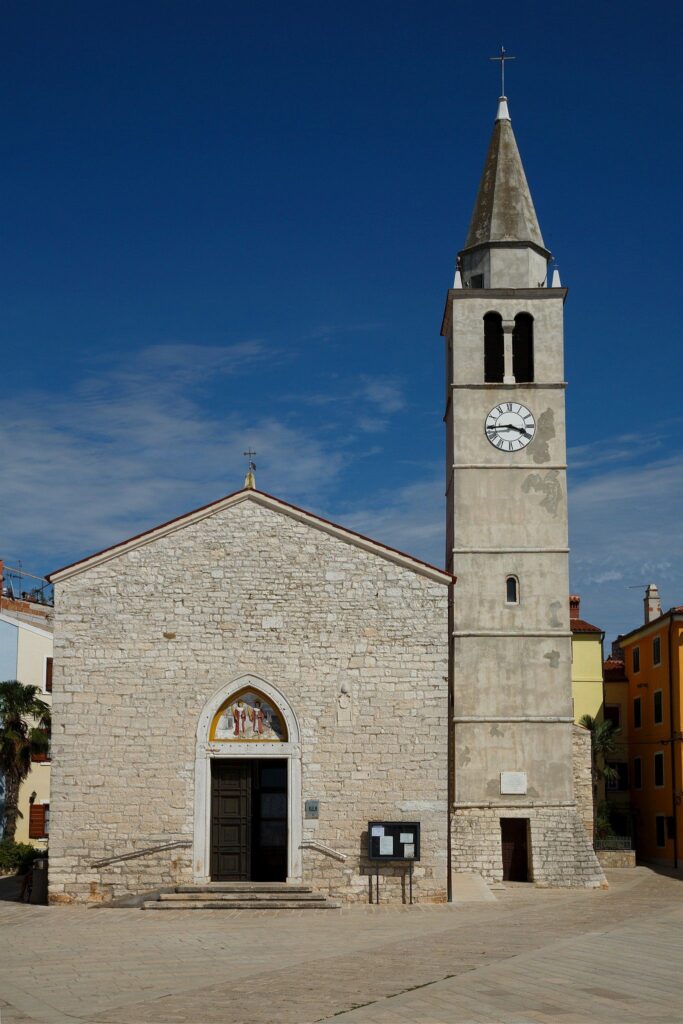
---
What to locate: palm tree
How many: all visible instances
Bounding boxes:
[579,713,618,835]
[0,681,51,842]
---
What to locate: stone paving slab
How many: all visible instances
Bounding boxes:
[0,868,682,1024]
[326,904,683,1024]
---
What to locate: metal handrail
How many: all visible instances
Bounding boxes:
[91,839,192,868]
[300,839,347,862]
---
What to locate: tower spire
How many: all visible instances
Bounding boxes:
[457,90,551,289]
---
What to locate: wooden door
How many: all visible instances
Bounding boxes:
[500,818,529,881]
[210,761,251,881]
[251,760,288,881]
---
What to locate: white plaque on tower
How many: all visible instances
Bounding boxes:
[500,771,527,795]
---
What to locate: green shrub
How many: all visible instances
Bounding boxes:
[0,839,43,874]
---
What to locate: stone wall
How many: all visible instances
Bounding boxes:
[451,807,606,888]
[48,496,449,904]
[596,849,636,869]
[572,725,594,842]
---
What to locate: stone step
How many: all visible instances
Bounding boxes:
[141,898,340,910]
[174,882,313,894]
[159,890,323,902]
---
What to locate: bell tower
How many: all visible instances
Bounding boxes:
[442,93,605,887]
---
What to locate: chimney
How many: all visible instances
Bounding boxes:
[569,595,580,620]
[644,584,661,624]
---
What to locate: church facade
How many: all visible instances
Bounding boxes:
[47,493,451,903]
[47,95,604,904]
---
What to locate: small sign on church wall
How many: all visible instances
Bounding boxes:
[500,771,527,795]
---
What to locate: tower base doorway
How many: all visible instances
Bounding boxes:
[500,818,530,882]
[210,759,287,882]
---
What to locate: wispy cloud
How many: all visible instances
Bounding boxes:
[281,374,406,433]
[357,378,405,415]
[567,423,678,472]
[0,341,346,569]
[569,450,683,640]
[340,474,443,566]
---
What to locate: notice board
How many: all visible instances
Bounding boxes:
[367,821,421,861]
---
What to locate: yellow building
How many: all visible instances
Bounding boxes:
[570,595,604,724]
[0,572,53,848]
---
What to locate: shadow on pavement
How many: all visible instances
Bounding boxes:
[0,873,25,902]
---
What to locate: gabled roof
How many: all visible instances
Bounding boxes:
[618,606,683,643]
[48,488,454,586]
[570,618,603,635]
[462,98,549,257]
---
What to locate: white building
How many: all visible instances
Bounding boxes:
[0,606,53,848]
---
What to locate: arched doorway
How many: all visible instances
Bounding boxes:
[193,674,302,884]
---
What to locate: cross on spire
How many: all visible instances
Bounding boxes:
[489,45,515,97]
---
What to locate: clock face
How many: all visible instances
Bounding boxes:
[485,402,536,452]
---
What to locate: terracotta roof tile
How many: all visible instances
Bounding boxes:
[603,657,627,682]
[570,618,602,634]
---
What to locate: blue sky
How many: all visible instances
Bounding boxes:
[2,1,682,643]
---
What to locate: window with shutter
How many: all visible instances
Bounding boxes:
[45,657,53,693]
[29,803,48,839]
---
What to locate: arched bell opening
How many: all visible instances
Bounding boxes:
[484,311,504,383]
[512,313,534,383]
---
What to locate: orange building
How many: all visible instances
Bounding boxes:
[618,585,683,868]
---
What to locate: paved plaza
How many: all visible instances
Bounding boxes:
[1,867,682,1024]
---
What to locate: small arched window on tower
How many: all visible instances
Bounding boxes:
[506,575,519,605]
[512,313,534,383]
[484,312,504,383]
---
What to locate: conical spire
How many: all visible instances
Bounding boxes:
[463,97,546,254]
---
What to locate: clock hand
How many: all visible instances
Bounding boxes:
[497,422,532,438]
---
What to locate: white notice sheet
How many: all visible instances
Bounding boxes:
[371,826,384,837]
[379,836,394,855]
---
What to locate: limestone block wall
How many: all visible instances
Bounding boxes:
[48,498,449,904]
[596,849,636,869]
[451,807,606,888]
[572,725,594,842]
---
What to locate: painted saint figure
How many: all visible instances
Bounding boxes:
[212,691,285,742]
[249,700,266,737]
[232,699,248,737]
